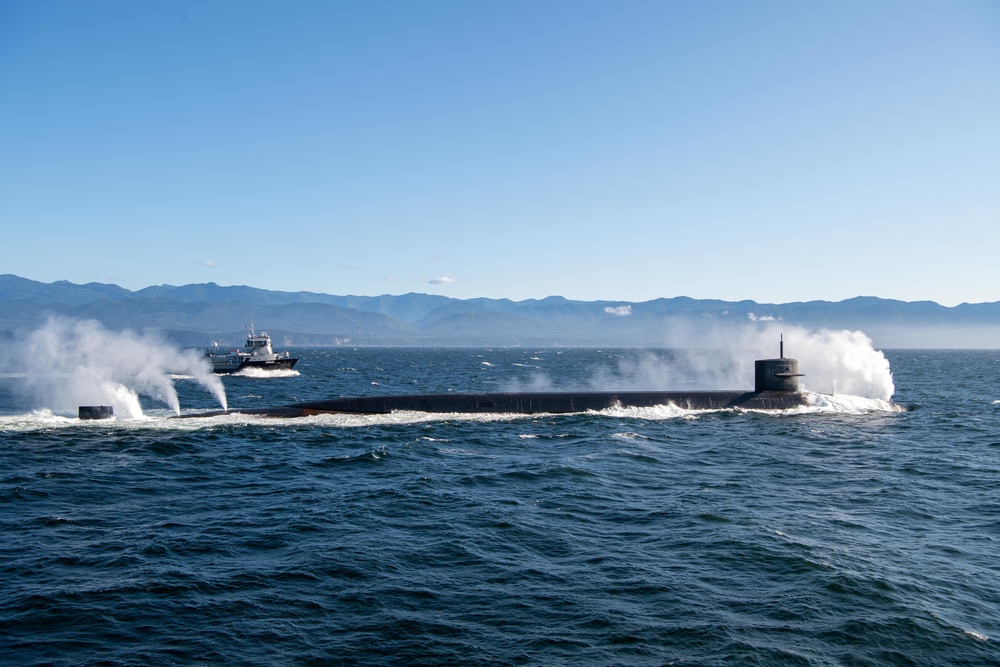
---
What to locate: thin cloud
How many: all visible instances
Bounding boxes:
[383,275,459,286]
[199,260,219,269]
[605,305,632,317]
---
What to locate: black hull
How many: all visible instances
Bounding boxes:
[213,358,298,375]
[178,389,806,418]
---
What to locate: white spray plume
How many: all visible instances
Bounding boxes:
[774,326,894,399]
[6,318,228,417]
[584,323,894,401]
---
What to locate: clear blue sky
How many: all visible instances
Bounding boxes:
[1,1,998,306]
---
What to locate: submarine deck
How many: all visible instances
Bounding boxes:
[179,389,807,418]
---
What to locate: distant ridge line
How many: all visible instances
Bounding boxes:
[1,274,998,348]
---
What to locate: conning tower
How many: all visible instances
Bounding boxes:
[755,335,804,392]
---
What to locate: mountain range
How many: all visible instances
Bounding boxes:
[2,274,998,348]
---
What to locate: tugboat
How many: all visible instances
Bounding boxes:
[206,325,298,374]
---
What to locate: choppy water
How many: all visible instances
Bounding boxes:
[1,346,998,666]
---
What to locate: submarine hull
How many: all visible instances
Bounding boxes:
[179,389,807,418]
[175,342,814,420]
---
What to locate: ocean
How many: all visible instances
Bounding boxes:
[1,336,998,666]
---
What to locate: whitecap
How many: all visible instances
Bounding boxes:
[611,431,651,441]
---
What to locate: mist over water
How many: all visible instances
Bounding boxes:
[681,324,895,400]
[2,318,227,417]
[513,324,895,402]
[782,327,895,399]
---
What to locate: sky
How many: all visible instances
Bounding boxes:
[1,1,998,306]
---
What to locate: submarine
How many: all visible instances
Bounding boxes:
[177,338,809,418]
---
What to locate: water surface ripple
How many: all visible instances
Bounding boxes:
[1,348,998,665]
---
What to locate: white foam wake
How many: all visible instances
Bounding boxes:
[803,391,903,414]
[233,367,300,378]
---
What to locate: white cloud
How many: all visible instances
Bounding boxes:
[385,274,458,286]
[747,312,777,321]
[200,260,219,269]
[604,305,632,316]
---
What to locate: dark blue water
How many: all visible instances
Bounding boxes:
[2,347,998,666]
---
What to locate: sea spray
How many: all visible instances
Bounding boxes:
[4,318,227,417]
[525,324,895,400]
[779,327,895,399]
[679,324,895,399]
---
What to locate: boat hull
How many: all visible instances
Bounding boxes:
[211,357,298,374]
